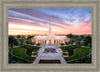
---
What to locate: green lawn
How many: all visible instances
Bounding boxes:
[9,48,36,62]
[64,48,90,61]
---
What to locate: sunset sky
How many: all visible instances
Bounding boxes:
[8,8,92,35]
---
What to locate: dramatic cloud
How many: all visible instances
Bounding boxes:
[8,8,92,35]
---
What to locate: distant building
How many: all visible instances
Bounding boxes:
[32,20,69,44]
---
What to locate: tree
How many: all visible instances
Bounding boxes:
[26,40,30,44]
[26,35,34,44]
[27,35,34,40]
[16,35,21,39]
[26,35,34,49]
[84,35,91,48]
[18,35,26,45]
[65,42,69,45]
[16,35,21,45]
[31,42,35,45]
[66,46,74,56]
[9,36,18,55]
[70,39,75,45]
[76,37,82,44]
[66,34,74,45]
[66,34,73,38]
[80,35,84,39]
[19,38,24,45]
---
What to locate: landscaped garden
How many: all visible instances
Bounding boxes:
[60,46,74,56]
[8,35,41,63]
[20,45,40,56]
[60,46,68,52]
[9,52,32,63]
[9,47,36,62]
[8,34,91,64]
[67,55,91,63]
[64,47,89,61]
[60,34,91,63]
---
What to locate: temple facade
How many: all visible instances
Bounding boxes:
[32,19,69,45]
[34,35,69,44]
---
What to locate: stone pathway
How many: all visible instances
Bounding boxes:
[33,45,66,64]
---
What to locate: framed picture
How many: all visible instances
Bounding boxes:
[0,0,100,72]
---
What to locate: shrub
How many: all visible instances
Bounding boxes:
[31,42,35,45]
[36,43,40,46]
[20,44,40,56]
[65,42,69,45]
[60,46,68,52]
[61,43,64,46]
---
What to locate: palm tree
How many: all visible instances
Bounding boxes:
[16,35,21,39]
[9,36,18,55]
[19,35,26,45]
[16,35,21,45]
[84,35,91,48]
[19,38,24,45]
[66,34,73,39]
[26,35,34,48]
[66,34,74,45]
[27,35,34,40]
[27,35,34,44]
[76,37,82,48]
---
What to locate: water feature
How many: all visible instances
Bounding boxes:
[43,48,57,53]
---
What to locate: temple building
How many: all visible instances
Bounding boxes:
[32,19,69,45]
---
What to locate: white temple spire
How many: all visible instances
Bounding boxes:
[47,16,52,44]
[49,17,51,32]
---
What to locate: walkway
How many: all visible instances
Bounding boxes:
[33,44,66,64]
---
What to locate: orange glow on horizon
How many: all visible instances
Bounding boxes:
[8,22,91,35]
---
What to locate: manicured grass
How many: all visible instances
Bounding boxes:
[64,47,90,61]
[67,55,91,63]
[9,48,36,62]
[9,53,32,63]
[20,45,40,56]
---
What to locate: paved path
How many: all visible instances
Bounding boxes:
[33,45,66,64]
